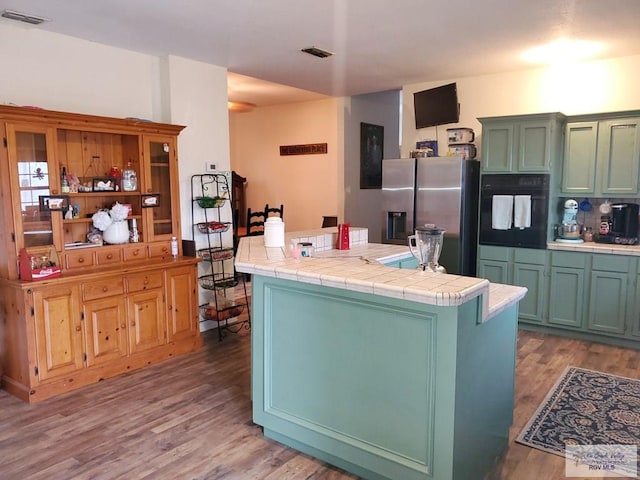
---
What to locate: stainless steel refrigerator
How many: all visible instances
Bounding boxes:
[381,156,480,276]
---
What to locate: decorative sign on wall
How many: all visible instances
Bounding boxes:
[279,143,328,156]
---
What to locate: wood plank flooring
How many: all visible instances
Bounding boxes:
[2,321,640,479]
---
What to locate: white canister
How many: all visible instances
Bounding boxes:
[264,217,285,247]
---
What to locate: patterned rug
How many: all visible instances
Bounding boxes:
[517,366,640,458]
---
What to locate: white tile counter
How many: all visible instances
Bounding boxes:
[548,241,640,255]
[236,227,527,321]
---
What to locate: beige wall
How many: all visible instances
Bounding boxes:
[402,54,640,157]
[229,98,341,231]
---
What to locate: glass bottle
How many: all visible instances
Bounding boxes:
[121,161,137,192]
[61,166,70,193]
[171,236,178,258]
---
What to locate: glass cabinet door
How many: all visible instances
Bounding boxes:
[143,135,179,240]
[6,124,59,248]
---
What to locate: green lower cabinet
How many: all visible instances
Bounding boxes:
[631,274,640,338]
[548,267,585,328]
[478,259,509,284]
[587,270,629,335]
[513,262,547,323]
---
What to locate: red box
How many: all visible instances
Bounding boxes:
[336,223,350,250]
[19,248,62,281]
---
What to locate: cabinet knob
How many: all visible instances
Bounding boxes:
[78,257,85,263]
[106,254,113,260]
[131,321,136,327]
[75,326,81,332]
[102,286,108,292]
[133,250,139,256]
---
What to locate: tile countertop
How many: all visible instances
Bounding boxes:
[235,227,527,322]
[548,241,640,255]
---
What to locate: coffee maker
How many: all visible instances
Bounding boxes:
[595,203,639,244]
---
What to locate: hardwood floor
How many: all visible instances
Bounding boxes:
[1,323,639,479]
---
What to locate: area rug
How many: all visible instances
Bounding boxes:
[516,366,640,458]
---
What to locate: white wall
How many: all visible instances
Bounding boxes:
[229,98,341,231]
[160,55,231,238]
[0,23,157,118]
[402,54,640,157]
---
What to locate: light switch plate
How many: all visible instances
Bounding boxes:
[205,162,216,172]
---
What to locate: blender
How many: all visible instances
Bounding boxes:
[555,199,584,243]
[408,225,446,273]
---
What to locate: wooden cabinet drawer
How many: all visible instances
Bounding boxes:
[65,250,96,270]
[123,244,147,261]
[127,271,163,293]
[148,242,172,259]
[96,247,122,265]
[83,277,125,301]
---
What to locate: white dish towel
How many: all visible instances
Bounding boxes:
[492,195,513,230]
[514,195,532,229]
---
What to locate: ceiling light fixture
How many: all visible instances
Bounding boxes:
[228,101,256,113]
[1,9,49,25]
[301,47,333,59]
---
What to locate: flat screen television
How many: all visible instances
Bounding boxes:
[413,82,459,129]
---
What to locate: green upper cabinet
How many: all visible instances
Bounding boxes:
[561,114,640,196]
[598,117,640,195]
[478,113,566,173]
[561,121,598,194]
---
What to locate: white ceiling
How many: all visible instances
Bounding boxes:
[3,0,640,107]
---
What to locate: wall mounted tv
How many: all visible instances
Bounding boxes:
[413,82,459,129]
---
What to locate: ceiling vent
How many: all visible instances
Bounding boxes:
[1,9,49,25]
[301,47,333,59]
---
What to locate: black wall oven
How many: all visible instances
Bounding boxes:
[479,174,550,249]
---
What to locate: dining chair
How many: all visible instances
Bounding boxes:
[264,203,284,219]
[246,208,266,236]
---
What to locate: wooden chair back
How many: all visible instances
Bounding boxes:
[264,203,284,219]
[246,208,266,236]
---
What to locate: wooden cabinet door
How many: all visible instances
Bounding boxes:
[517,120,552,172]
[598,118,640,195]
[562,121,598,194]
[142,135,180,242]
[481,122,514,172]
[32,285,84,381]
[84,296,128,366]
[548,267,585,329]
[513,263,547,324]
[587,270,628,335]
[166,265,199,342]
[127,289,166,354]
[5,123,62,278]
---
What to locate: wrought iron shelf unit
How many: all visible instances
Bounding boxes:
[191,173,250,340]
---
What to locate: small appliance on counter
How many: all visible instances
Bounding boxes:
[594,203,639,245]
[408,225,446,273]
[554,199,583,243]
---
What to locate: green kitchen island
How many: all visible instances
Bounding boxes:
[235,228,526,480]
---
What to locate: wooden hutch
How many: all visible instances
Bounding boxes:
[0,105,202,403]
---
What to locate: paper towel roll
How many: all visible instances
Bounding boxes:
[264,217,285,247]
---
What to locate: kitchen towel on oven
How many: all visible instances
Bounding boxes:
[514,195,532,229]
[492,195,513,230]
